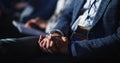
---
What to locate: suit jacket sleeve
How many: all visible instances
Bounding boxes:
[53,0,120,58]
[53,0,75,36]
[72,26,120,58]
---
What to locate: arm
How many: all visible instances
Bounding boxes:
[72,27,120,58]
[51,0,75,36]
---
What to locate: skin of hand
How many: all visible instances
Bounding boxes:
[15,2,28,10]
[38,34,69,55]
[25,17,47,29]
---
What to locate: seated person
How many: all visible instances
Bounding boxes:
[0,0,29,39]
[0,0,120,63]
[20,0,58,24]
[38,0,120,61]
[25,0,72,32]
[10,0,58,37]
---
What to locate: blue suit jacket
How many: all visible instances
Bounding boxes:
[54,0,120,58]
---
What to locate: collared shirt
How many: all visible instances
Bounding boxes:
[71,0,102,56]
[72,0,102,31]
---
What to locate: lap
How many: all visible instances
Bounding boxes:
[0,36,74,63]
[0,36,41,62]
[32,55,74,63]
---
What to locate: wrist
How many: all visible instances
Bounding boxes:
[50,29,64,36]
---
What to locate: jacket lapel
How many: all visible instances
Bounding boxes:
[91,0,111,28]
[71,0,86,25]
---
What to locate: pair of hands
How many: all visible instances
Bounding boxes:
[38,33,69,55]
[25,17,47,30]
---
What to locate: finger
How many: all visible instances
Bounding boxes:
[50,41,53,47]
[39,38,46,47]
[38,35,44,46]
[47,34,52,40]
[61,37,68,43]
[41,40,48,52]
[39,40,44,47]
[39,40,46,52]
[45,34,49,37]
[39,35,43,41]
[42,40,47,48]
[39,35,44,42]
[46,38,51,49]
[46,34,51,40]
[48,41,57,53]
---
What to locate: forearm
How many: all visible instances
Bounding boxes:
[51,0,74,36]
[72,33,120,58]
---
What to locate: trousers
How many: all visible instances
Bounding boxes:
[0,36,73,63]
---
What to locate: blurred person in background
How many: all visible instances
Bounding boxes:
[20,0,57,23]
[0,0,57,38]
[25,0,72,33]
[0,0,29,39]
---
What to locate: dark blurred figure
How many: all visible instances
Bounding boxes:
[19,0,58,23]
[0,0,26,39]
[19,0,58,32]
[25,0,72,33]
[0,0,57,39]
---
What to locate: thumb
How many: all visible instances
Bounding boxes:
[61,37,68,43]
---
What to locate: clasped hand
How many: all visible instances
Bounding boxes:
[38,34,69,55]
